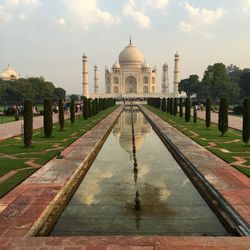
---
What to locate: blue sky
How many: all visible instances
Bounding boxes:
[0,0,250,94]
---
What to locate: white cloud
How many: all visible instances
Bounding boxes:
[145,0,169,10]
[64,0,120,29]
[0,5,12,23]
[242,0,250,13]
[18,13,26,20]
[55,17,66,26]
[6,0,40,7]
[179,1,224,32]
[123,0,151,28]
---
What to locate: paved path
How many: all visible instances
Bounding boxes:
[0,112,80,141]
[197,110,242,131]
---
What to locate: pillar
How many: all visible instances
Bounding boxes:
[82,53,89,98]
[94,65,99,95]
[173,52,180,97]
[162,63,169,96]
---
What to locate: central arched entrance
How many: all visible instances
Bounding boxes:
[125,76,137,93]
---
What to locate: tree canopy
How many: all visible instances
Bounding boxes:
[0,77,66,104]
[179,74,199,97]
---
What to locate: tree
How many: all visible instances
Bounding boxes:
[167,98,170,113]
[54,87,66,100]
[43,99,53,138]
[83,97,88,120]
[23,100,33,148]
[58,99,64,131]
[243,99,250,145]
[161,98,166,112]
[70,98,75,124]
[87,98,92,117]
[185,98,191,122]
[179,75,199,97]
[193,106,197,123]
[239,71,250,98]
[202,63,235,102]
[179,97,183,118]
[174,98,178,116]
[218,98,228,136]
[169,98,174,115]
[69,94,79,102]
[206,98,211,129]
[92,99,96,116]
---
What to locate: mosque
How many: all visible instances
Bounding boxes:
[82,39,180,98]
[0,65,19,81]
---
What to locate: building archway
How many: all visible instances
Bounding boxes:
[113,86,119,93]
[125,76,137,93]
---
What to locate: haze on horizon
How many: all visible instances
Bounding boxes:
[0,0,250,95]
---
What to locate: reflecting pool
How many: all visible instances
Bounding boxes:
[51,107,228,236]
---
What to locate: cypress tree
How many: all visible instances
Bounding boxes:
[218,97,228,136]
[95,98,99,114]
[206,98,211,129]
[44,99,53,138]
[185,98,191,122]
[92,99,96,116]
[161,98,166,112]
[83,97,88,119]
[170,98,174,115]
[88,98,92,117]
[193,106,197,123]
[174,98,178,116]
[23,100,33,148]
[167,98,170,113]
[179,97,183,118]
[58,99,64,131]
[243,98,250,145]
[70,98,75,124]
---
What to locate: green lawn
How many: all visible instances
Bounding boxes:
[0,115,23,124]
[146,105,250,177]
[0,106,118,198]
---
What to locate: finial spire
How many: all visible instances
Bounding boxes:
[129,36,132,45]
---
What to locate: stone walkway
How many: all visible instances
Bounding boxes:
[0,112,81,141]
[197,110,242,131]
[0,105,250,249]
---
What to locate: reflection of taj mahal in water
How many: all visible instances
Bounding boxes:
[113,107,151,156]
[82,38,180,98]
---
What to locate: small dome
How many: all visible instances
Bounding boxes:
[119,42,144,66]
[141,62,150,68]
[0,72,9,80]
[163,63,168,69]
[175,52,179,57]
[112,61,120,69]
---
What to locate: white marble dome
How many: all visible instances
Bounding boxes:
[0,65,19,80]
[119,42,144,66]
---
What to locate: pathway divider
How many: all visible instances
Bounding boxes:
[140,105,250,236]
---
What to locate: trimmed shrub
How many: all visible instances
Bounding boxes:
[58,99,64,131]
[92,99,96,116]
[206,98,211,129]
[23,100,33,148]
[193,106,197,123]
[70,98,75,124]
[88,98,92,117]
[179,97,183,118]
[218,97,228,136]
[185,98,191,122]
[166,98,170,113]
[174,98,178,116]
[83,97,88,120]
[169,98,174,115]
[161,98,166,112]
[43,99,53,138]
[243,99,250,145]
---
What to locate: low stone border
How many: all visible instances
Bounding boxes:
[0,106,124,238]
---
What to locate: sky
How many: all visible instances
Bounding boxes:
[0,0,250,95]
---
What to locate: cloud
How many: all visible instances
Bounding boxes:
[64,0,120,29]
[18,13,26,20]
[123,0,151,28]
[6,0,40,8]
[0,6,12,23]
[145,0,169,10]
[242,0,250,13]
[55,17,66,26]
[179,1,224,32]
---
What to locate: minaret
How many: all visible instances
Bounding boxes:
[94,65,99,95]
[162,63,169,96]
[173,52,180,97]
[82,52,89,98]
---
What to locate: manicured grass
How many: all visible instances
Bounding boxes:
[146,105,250,177]
[0,115,23,124]
[0,106,118,198]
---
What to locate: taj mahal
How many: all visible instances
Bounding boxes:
[82,39,180,98]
